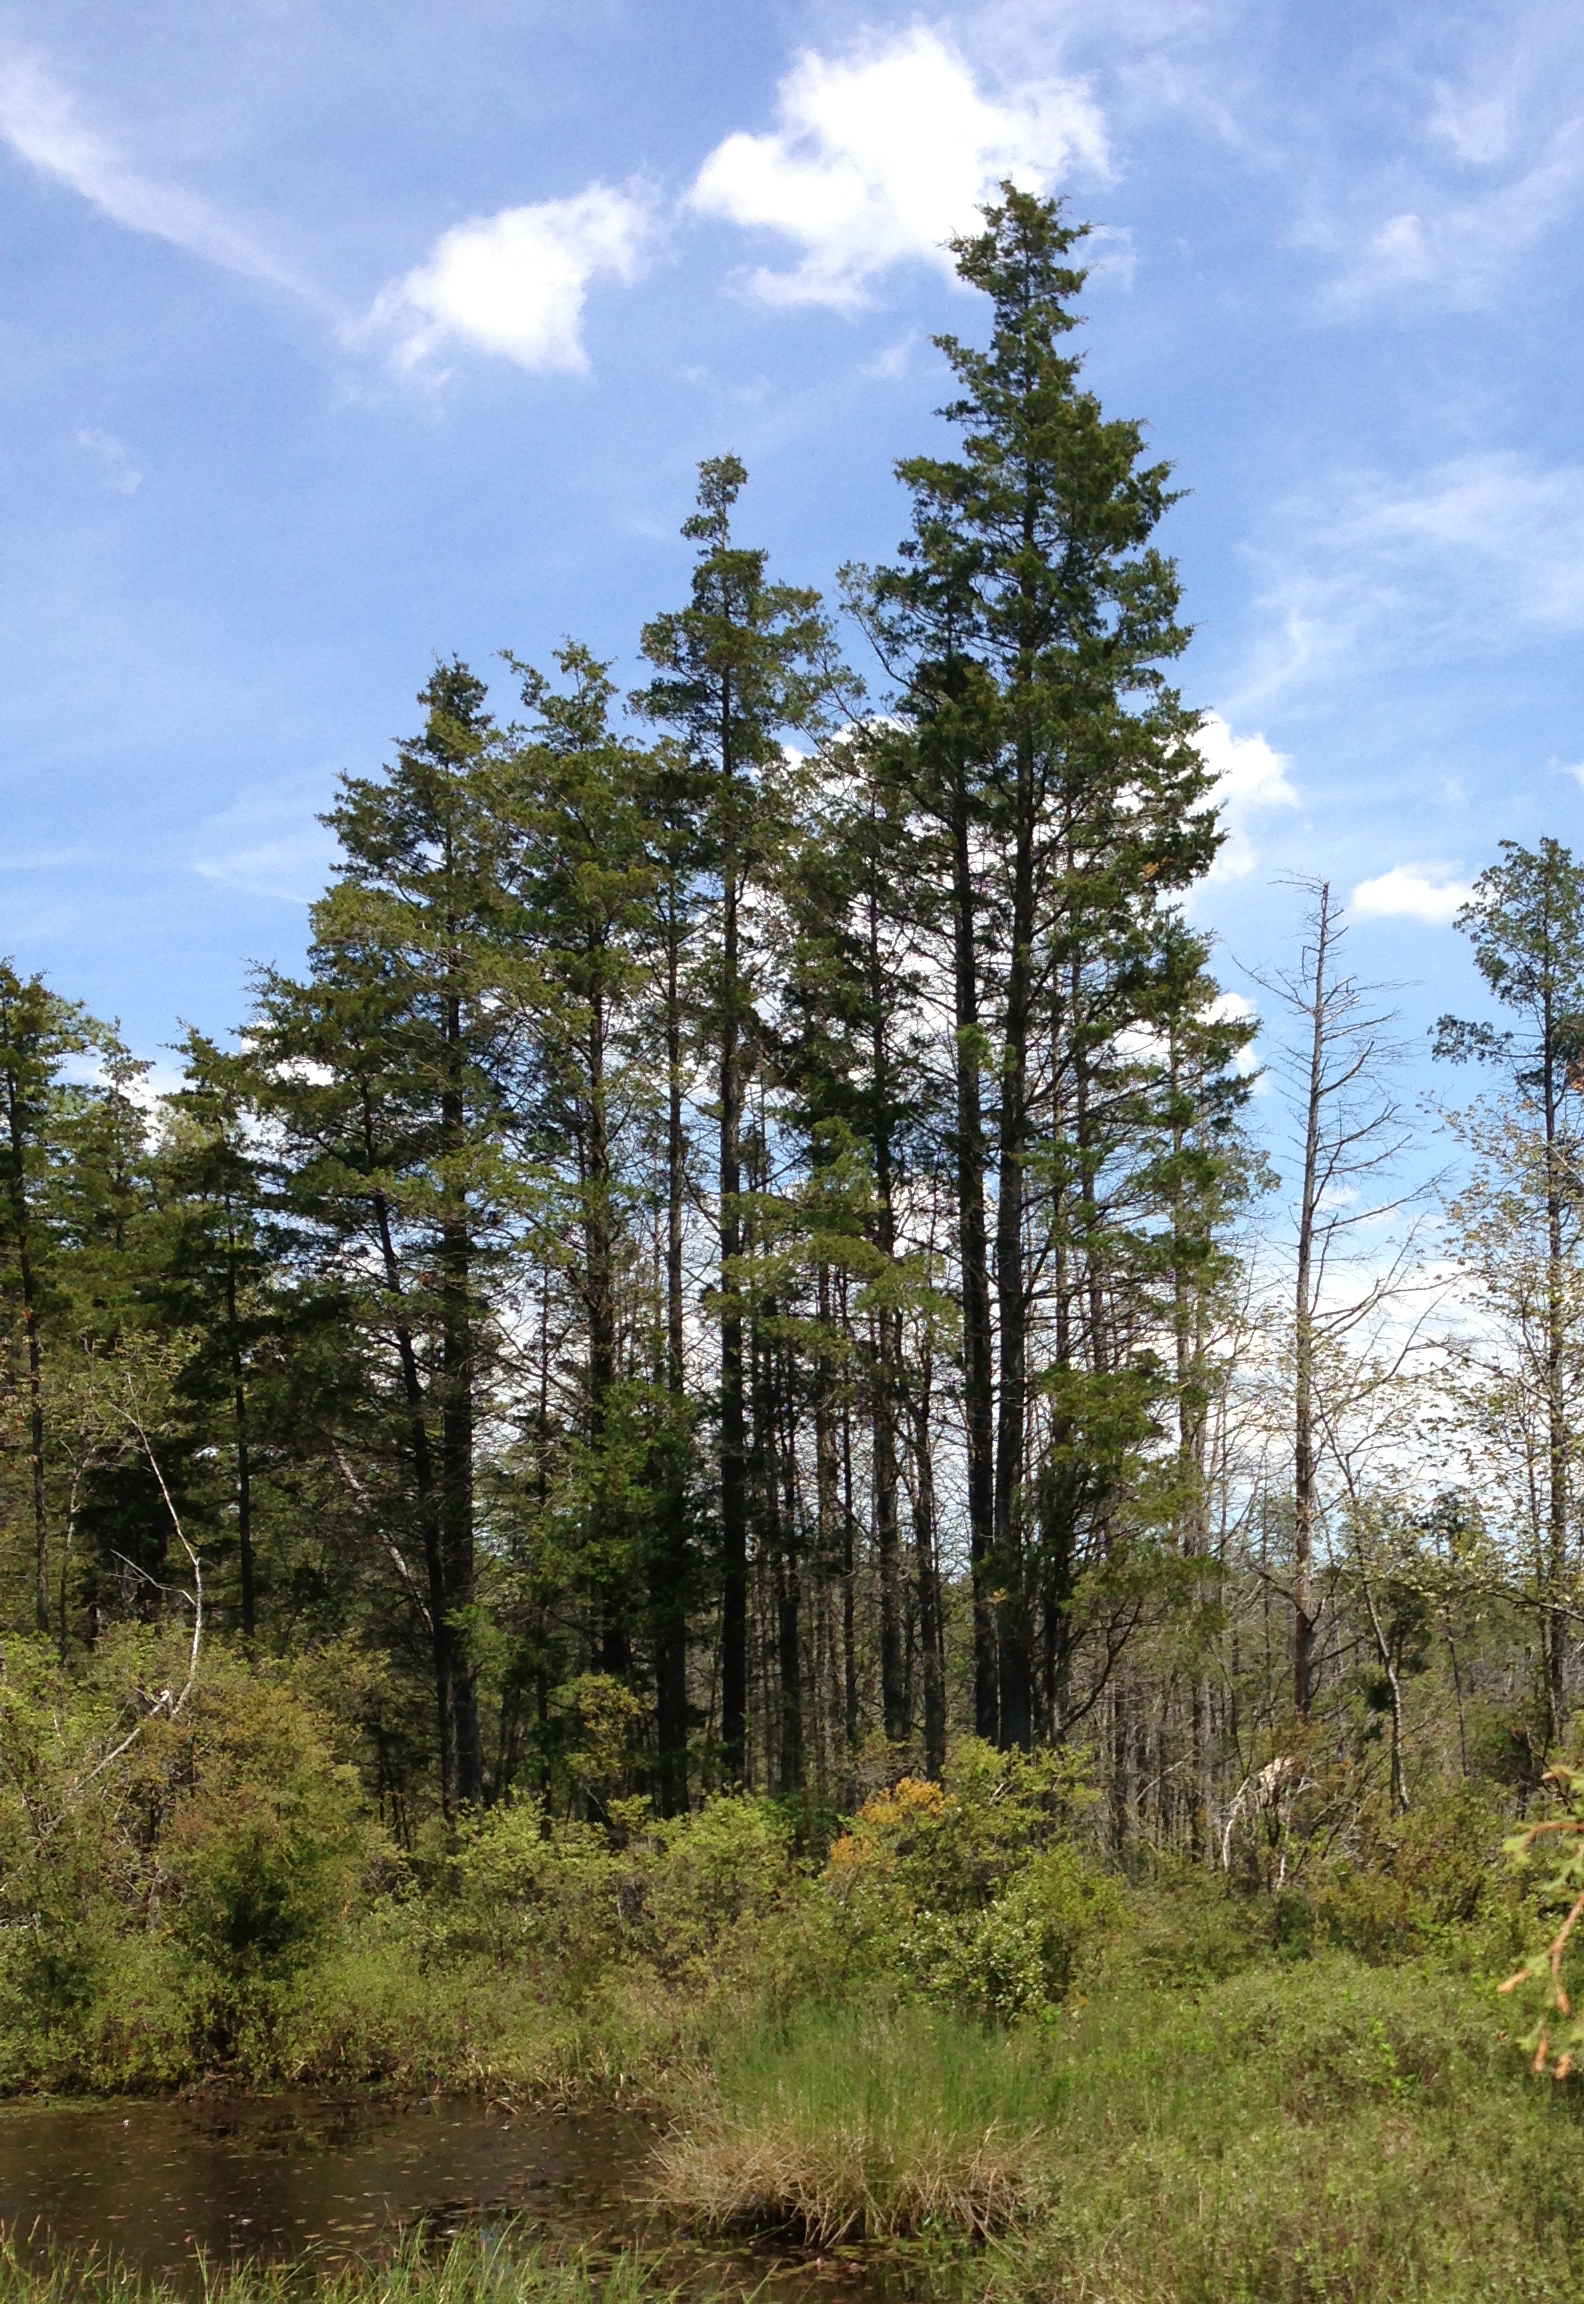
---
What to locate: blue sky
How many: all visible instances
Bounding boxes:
[4,0,1583,1091]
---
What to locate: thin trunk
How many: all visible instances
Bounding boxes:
[1543,981,1569,1743]
[439,978,482,1805]
[775,1343,804,1794]
[950,757,998,1741]
[910,1352,946,1780]
[868,866,906,1742]
[718,678,749,1781]
[1293,887,1331,1720]
[653,899,690,1814]
[839,1273,858,1756]
[4,1071,47,1636]
[993,716,1037,1750]
[371,1175,456,1812]
[224,1202,256,1644]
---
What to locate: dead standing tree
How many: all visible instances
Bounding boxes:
[1257,882,1421,1719]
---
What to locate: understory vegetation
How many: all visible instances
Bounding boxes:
[5,1658,1584,2299]
[11,182,1584,2301]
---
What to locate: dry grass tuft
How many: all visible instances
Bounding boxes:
[652,2112,1050,2241]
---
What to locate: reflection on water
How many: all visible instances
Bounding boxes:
[0,2093,652,2287]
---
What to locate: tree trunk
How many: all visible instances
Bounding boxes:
[653,905,691,1813]
[993,720,1037,1750]
[718,689,749,1782]
[223,1205,256,1643]
[1293,886,1332,1720]
[950,758,998,1741]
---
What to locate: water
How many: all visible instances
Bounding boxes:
[0,2093,653,2287]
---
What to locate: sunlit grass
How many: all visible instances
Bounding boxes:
[654,1961,1584,2296]
[0,2232,678,2304]
[655,2001,1056,2241]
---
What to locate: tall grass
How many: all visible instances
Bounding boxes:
[655,1958,1584,2297]
[0,2233,675,2304]
[654,2003,1056,2240]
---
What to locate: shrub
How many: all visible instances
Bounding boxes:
[895,1845,1125,2020]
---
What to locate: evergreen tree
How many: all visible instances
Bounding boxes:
[863,186,1225,1747]
[1436,838,1584,1740]
[249,663,519,1809]
[634,455,842,1781]
[0,967,100,1632]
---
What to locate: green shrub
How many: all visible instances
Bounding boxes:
[895,1844,1125,2019]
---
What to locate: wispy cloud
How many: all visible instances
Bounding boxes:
[689,26,1108,310]
[1301,4,1584,315]
[193,783,335,904]
[1314,126,1584,316]
[0,49,308,294]
[1234,451,1584,708]
[1352,863,1473,925]
[364,183,656,374]
[75,427,141,496]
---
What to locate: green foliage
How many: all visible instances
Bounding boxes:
[658,1957,1584,2292]
[820,1744,1118,2017]
[450,1789,804,1996]
[1307,1782,1524,1965]
[894,1846,1126,2020]
[0,2233,672,2304]
[0,1639,381,2084]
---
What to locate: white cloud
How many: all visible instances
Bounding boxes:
[1235,451,1584,707]
[689,27,1108,310]
[1210,987,1262,1078]
[1307,7,1584,317]
[1317,136,1584,316]
[193,785,336,904]
[369,184,654,374]
[0,50,302,292]
[1193,710,1298,879]
[75,427,141,496]
[1352,864,1473,926]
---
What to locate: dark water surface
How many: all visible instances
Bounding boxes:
[0,2093,653,2286]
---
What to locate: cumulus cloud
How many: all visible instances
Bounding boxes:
[1193,711,1299,879]
[1209,987,1262,1079]
[0,50,301,291]
[689,26,1108,309]
[368,184,654,373]
[1352,864,1473,925]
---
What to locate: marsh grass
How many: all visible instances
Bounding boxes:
[653,2005,1056,2241]
[654,1960,1584,2296]
[0,2232,676,2304]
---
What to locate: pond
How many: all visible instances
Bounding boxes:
[0,2092,655,2288]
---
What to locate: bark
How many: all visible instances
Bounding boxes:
[223,1200,255,1643]
[370,1174,458,1812]
[652,900,691,1813]
[949,757,999,1741]
[439,980,482,1805]
[718,675,749,1782]
[3,1066,48,1636]
[1293,886,1332,1720]
[909,1355,946,1780]
[993,713,1038,1750]
[1543,976,1570,1742]
[867,866,906,1742]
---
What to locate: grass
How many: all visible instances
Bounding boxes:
[653,2005,1055,2241]
[653,1959,1584,2298]
[0,2233,684,2304]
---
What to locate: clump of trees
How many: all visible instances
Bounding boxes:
[1,187,1581,1867]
